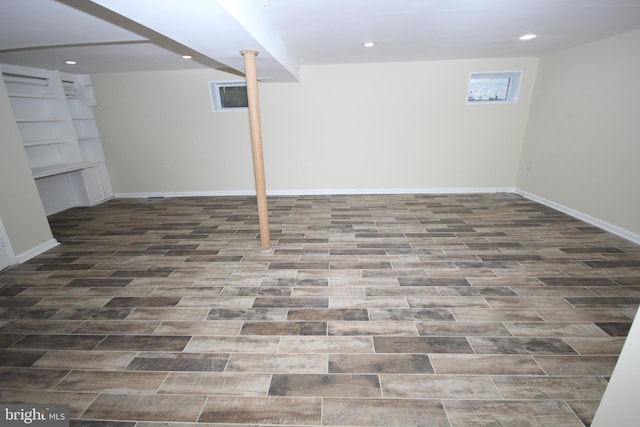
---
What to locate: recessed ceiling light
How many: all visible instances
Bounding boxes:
[362,42,376,48]
[182,55,193,59]
[64,60,77,65]
[519,34,537,41]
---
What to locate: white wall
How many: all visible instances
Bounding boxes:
[92,69,254,194]
[92,57,538,195]
[517,29,640,236]
[592,308,640,427]
[0,76,55,259]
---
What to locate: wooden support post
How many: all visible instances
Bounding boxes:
[240,50,270,251]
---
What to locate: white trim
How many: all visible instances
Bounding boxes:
[0,217,17,269]
[116,187,515,199]
[115,190,257,198]
[16,238,59,263]
[269,187,515,196]
[516,189,640,245]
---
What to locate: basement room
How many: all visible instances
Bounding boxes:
[1,1,640,426]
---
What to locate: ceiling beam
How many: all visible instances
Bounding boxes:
[55,0,229,72]
[78,0,300,81]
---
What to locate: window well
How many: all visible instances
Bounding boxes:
[467,71,521,104]
[210,81,248,111]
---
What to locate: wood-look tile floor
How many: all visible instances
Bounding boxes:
[1,193,639,426]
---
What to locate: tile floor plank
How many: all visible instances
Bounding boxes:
[159,372,271,396]
[269,373,381,397]
[443,399,584,427]
[198,396,321,425]
[82,394,207,422]
[323,398,449,426]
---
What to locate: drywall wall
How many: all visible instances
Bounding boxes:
[0,76,55,258]
[261,58,538,192]
[592,307,640,426]
[92,69,254,194]
[92,57,538,195]
[517,29,640,236]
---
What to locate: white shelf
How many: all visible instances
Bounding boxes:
[32,162,100,179]
[8,93,61,100]
[23,139,70,147]
[2,64,114,214]
[15,118,68,123]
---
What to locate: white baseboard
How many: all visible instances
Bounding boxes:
[116,187,516,198]
[115,190,256,198]
[269,187,516,196]
[16,239,59,263]
[516,189,640,245]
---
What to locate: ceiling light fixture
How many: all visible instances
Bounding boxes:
[363,42,376,48]
[182,55,193,59]
[519,34,537,41]
[64,60,77,65]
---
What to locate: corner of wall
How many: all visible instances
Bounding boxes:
[15,239,59,264]
[516,188,640,245]
[0,63,56,259]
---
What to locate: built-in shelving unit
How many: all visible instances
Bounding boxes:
[1,64,113,215]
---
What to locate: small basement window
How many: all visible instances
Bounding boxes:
[467,71,521,104]
[210,81,248,111]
